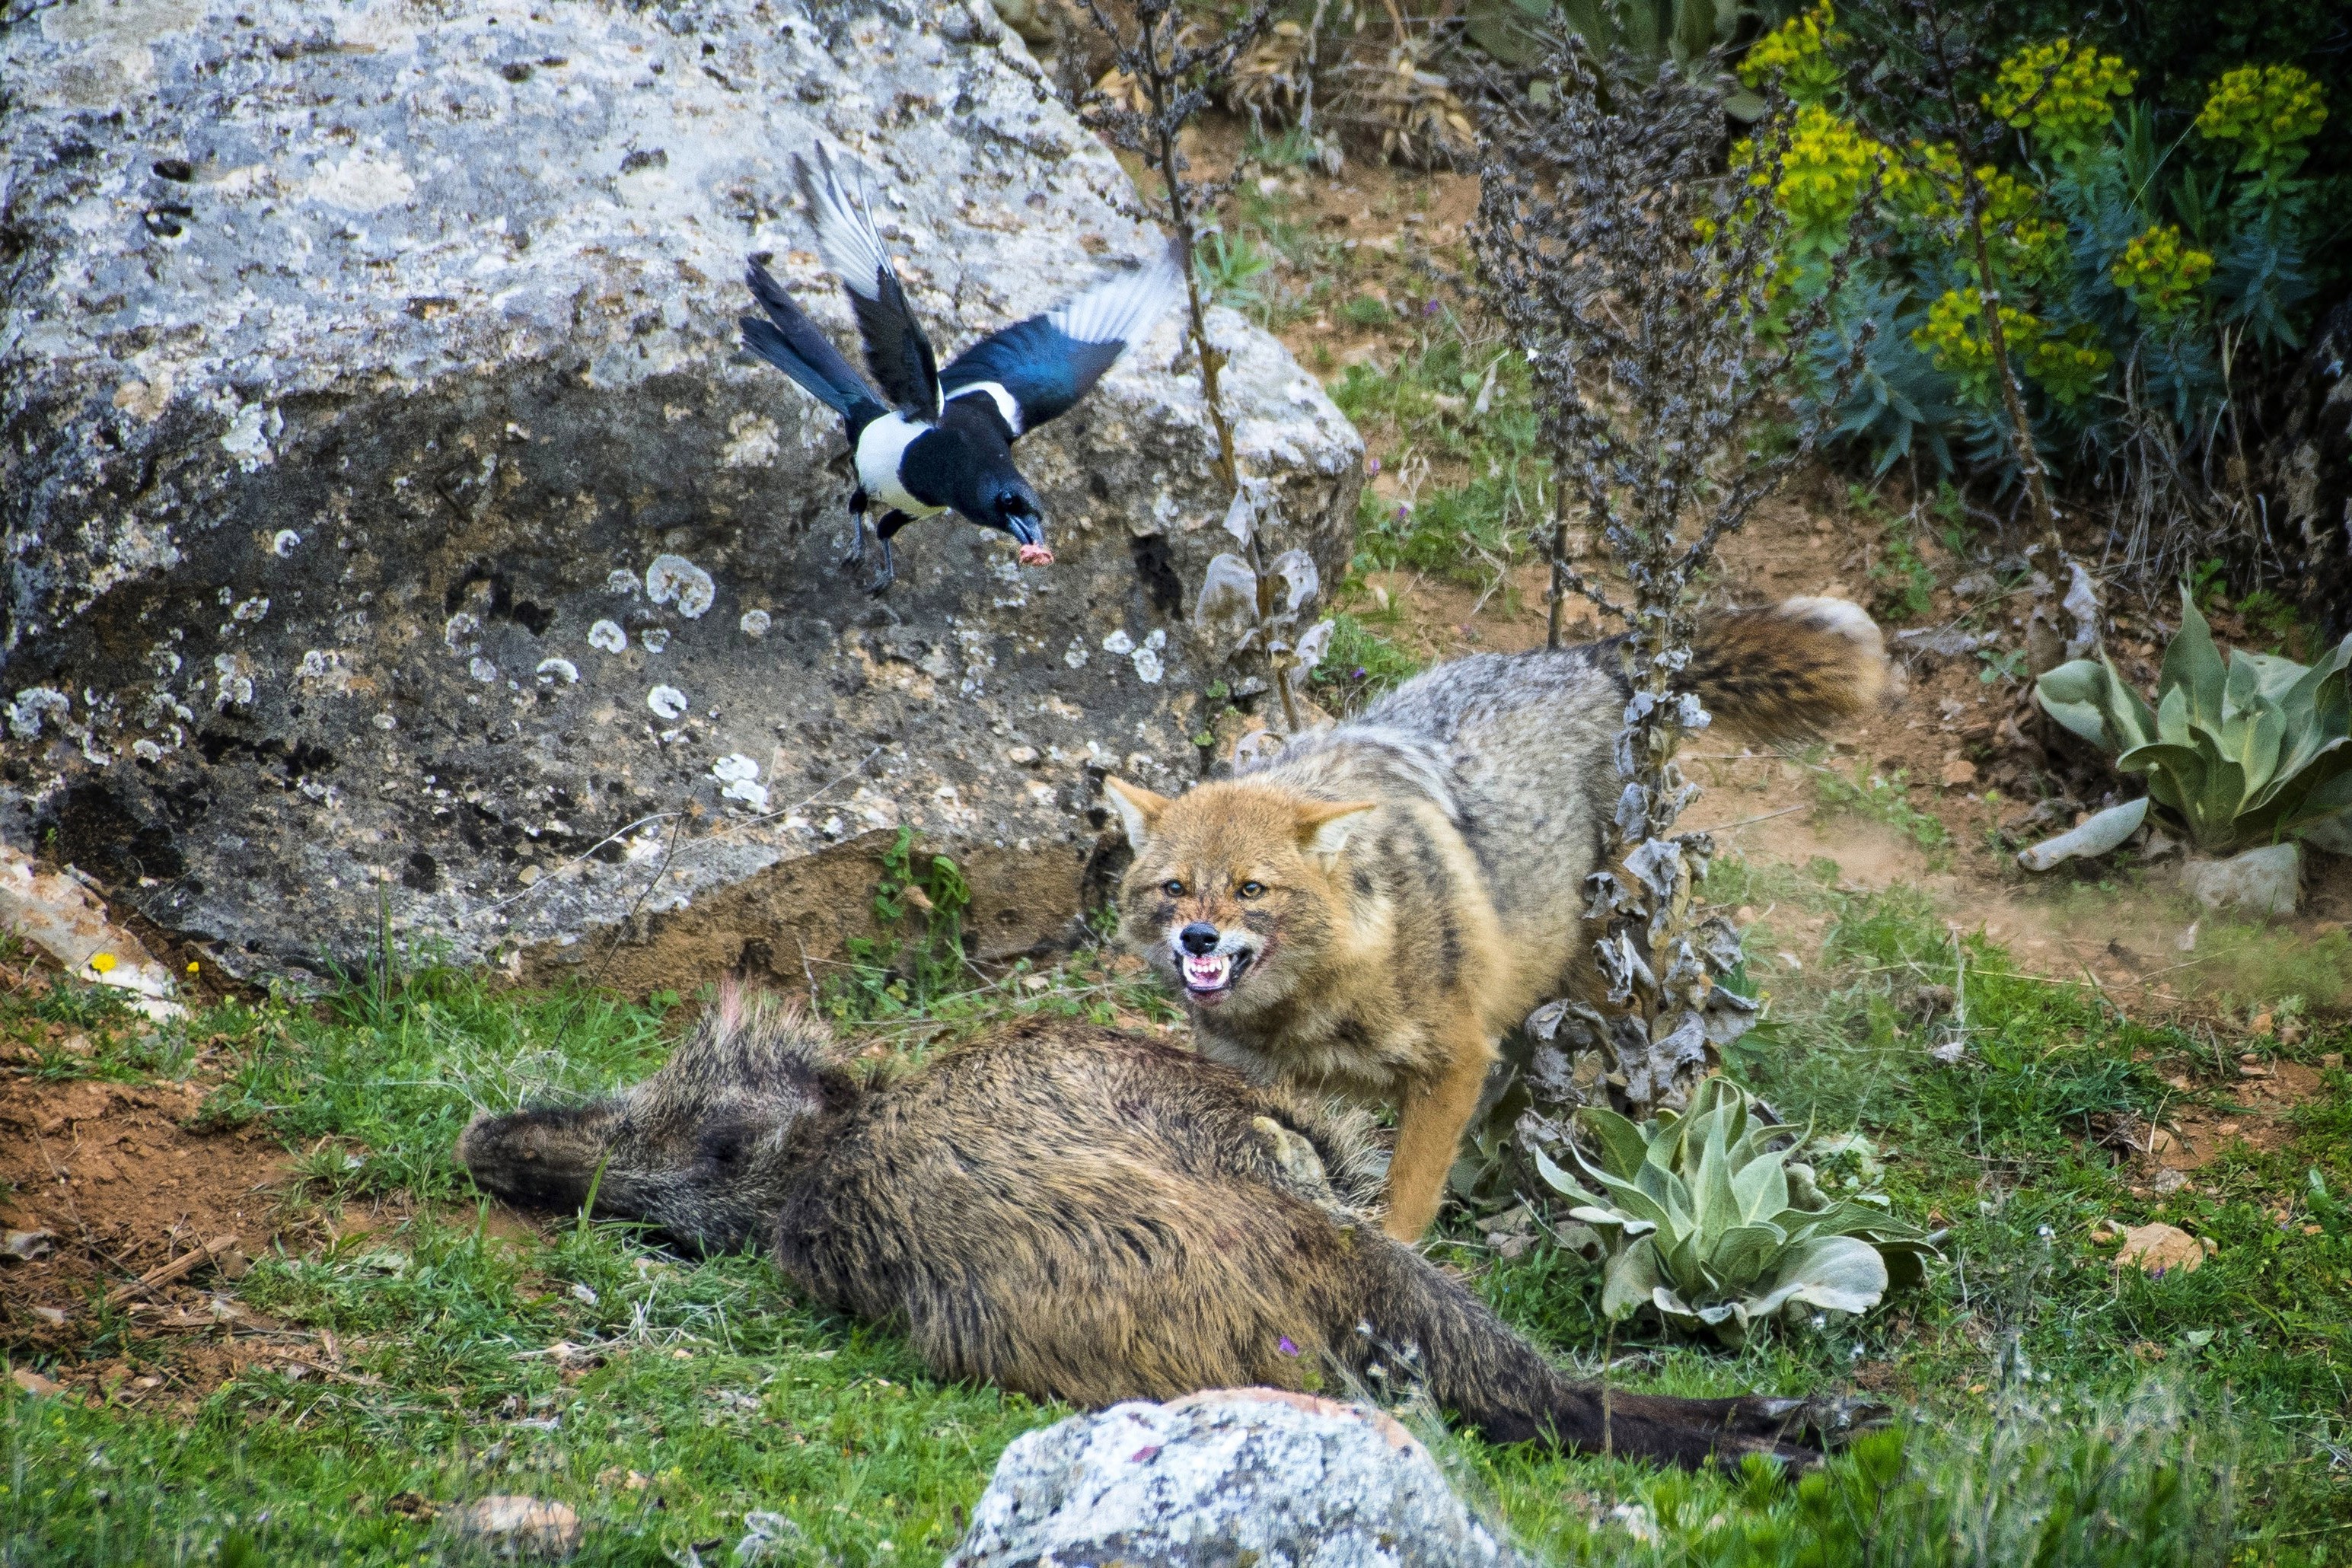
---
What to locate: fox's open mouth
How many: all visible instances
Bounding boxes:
[1178,948,1251,999]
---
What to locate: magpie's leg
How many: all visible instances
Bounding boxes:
[865,512,910,597]
[838,486,872,572]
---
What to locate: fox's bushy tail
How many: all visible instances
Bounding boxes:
[1687,596,1887,742]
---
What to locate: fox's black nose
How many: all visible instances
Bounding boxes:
[1178,923,1221,955]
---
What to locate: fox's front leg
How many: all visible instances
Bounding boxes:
[1382,1020,1497,1244]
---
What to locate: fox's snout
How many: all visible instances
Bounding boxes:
[1163,919,1260,1004]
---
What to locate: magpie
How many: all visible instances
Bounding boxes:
[740,145,1184,594]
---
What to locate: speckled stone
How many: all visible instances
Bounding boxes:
[0,0,1359,980]
[947,1389,1525,1568]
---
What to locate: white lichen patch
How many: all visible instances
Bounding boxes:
[6,687,70,740]
[212,652,254,709]
[444,611,481,655]
[645,553,715,618]
[720,412,781,468]
[1131,627,1167,685]
[1101,628,1135,655]
[468,656,499,683]
[218,401,281,469]
[641,627,671,654]
[739,609,771,637]
[272,529,302,556]
[534,658,579,684]
[711,752,768,810]
[231,595,269,622]
[588,619,627,653]
[606,569,641,598]
[307,151,416,212]
[1064,637,1089,669]
[646,684,688,721]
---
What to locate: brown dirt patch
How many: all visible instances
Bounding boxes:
[0,1076,292,1353]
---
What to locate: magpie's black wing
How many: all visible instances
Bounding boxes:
[794,145,939,417]
[936,245,1183,437]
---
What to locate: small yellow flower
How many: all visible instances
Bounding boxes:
[1726,105,1890,260]
[2196,65,2328,178]
[187,961,202,974]
[89,952,118,975]
[1984,39,2135,161]
[2111,225,2213,320]
[1738,1,1847,107]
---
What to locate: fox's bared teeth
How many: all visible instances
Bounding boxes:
[1180,952,1232,991]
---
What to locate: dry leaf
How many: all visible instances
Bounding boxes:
[2113,1222,2212,1275]
[445,1496,582,1558]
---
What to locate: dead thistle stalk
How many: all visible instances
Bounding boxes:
[1473,51,1865,1114]
[1073,0,1311,730]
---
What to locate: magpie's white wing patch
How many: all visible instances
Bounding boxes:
[797,143,895,303]
[1050,246,1184,347]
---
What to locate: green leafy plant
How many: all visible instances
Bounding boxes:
[2034,588,2352,855]
[1534,1078,1938,1347]
[1467,0,1777,120]
[824,828,975,1020]
[1755,5,2334,593]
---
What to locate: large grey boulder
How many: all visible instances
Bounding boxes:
[0,0,1359,983]
[947,1388,1525,1568]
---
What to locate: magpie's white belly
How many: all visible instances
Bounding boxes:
[855,414,945,518]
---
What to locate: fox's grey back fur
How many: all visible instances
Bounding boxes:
[1245,599,1884,1009]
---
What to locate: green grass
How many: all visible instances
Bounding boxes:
[1811,758,1953,861]
[1328,309,1544,588]
[1309,608,1426,712]
[10,859,2352,1563]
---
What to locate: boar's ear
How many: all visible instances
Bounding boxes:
[1103,776,1172,849]
[1293,800,1376,867]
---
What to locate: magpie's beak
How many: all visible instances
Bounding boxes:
[1005,513,1045,550]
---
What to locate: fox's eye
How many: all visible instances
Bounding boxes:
[1238,881,1266,899]
[1162,879,1185,898]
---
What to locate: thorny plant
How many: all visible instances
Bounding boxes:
[1471,52,1866,1116]
[1072,0,1340,732]
[1834,0,2105,662]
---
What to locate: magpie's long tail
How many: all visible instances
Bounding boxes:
[741,260,884,422]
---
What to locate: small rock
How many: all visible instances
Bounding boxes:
[2179,844,2301,916]
[947,1388,1522,1567]
[1892,627,1984,661]
[1939,757,1978,788]
[30,1305,69,1327]
[3,1229,58,1262]
[445,1496,582,1558]
[11,1368,67,1397]
[2114,1222,2211,1275]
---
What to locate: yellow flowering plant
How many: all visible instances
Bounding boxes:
[2110,225,2214,321]
[1982,39,2136,162]
[2024,325,2115,409]
[2196,65,2329,189]
[1911,288,2034,400]
[1738,1,1847,109]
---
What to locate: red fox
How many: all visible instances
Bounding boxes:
[1105,598,1887,1242]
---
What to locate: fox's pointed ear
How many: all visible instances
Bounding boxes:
[1294,800,1376,865]
[1103,776,1171,849]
